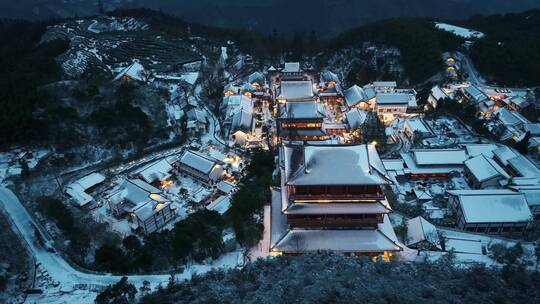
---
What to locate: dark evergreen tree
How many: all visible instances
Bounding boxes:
[291,32,304,61]
[308,29,318,57]
[515,131,532,155]
[98,0,105,14]
[95,277,137,304]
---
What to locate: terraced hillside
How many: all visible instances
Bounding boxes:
[43,16,203,77]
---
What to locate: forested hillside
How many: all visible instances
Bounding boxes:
[139,253,540,304]
[3,0,540,37]
[465,10,540,86]
[0,21,69,148]
[324,18,464,84]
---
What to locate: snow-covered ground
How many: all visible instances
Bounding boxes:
[0,186,242,303]
[435,22,485,39]
[0,148,51,185]
[181,72,199,85]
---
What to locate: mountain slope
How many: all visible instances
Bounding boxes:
[2,0,540,36]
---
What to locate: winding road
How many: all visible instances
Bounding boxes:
[0,186,239,300]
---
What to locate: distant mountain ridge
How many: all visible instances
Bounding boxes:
[2,0,540,36]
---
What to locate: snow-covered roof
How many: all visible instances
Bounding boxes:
[430,86,449,101]
[434,22,485,39]
[284,201,391,215]
[270,189,289,248]
[346,108,368,129]
[376,93,416,107]
[344,85,367,107]
[69,173,105,191]
[406,216,441,250]
[320,84,342,96]
[464,154,509,182]
[507,96,529,108]
[181,72,199,85]
[320,70,340,83]
[373,81,397,88]
[279,80,314,100]
[508,186,540,207]
[448,190,532,223]
[179,150,221,174]
[133,201,171,222]
[463,86,487,102]
[508,155,540,178]
[65,173,106,207]
[495,108,530,126]
[524,123,540,136]
[187,109,207,124]
[413,189,433,201]
[382,159,405,171]
[413,149,467,166]
[364,87,376,100]
[206,195,231,215]
[283,144,391,186]
[493,146,519,166]
[282,62,301,73]
[217,180,236,194]
[404,118,432,134]
[248,71,265,84]
[231,109,253,131]
[401,152,463,175]
[443,237,483,254]
[464,144,499,158]
[281,101,325,120]
[107,179,164,207]
[65,187,93,207]
[224,94,253,109]
[224,83,240,94]
[272,213,401,253]
[422,201,445,219]
[114,60,146,82]
[136,158,174,184]
[530,137,540,148]
[241,83,257,92]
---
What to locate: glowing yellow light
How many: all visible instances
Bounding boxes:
[270,251,283,257]
[161,179,173,188]
[150,193,163,200]
[154,203,165,211]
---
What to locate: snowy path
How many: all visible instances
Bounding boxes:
[455,52,484,87]
[202,105,227,147]
[0,186,241,302]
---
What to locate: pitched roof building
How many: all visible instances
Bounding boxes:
[406,216,441,250]
[178,150,225,185]
[106,179,176,234]
[270,144,401,259]
[277,80,315,102]
[447,189,532,234]
[463,154,510,189]
[400,149,467,179]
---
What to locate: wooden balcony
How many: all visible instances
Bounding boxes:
[288,185,386,202]
[290,193,386,202]
[287,214,383,229]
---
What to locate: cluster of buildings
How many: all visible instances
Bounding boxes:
[80,51,540,259]
[267,63,407,259]
[67,148,238,235]
[383,141,539,235]
[270,62,418,145]
[429,83,539,151]
[266,62,538,258]
[221,71,272,149]
[270,143,402,259]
